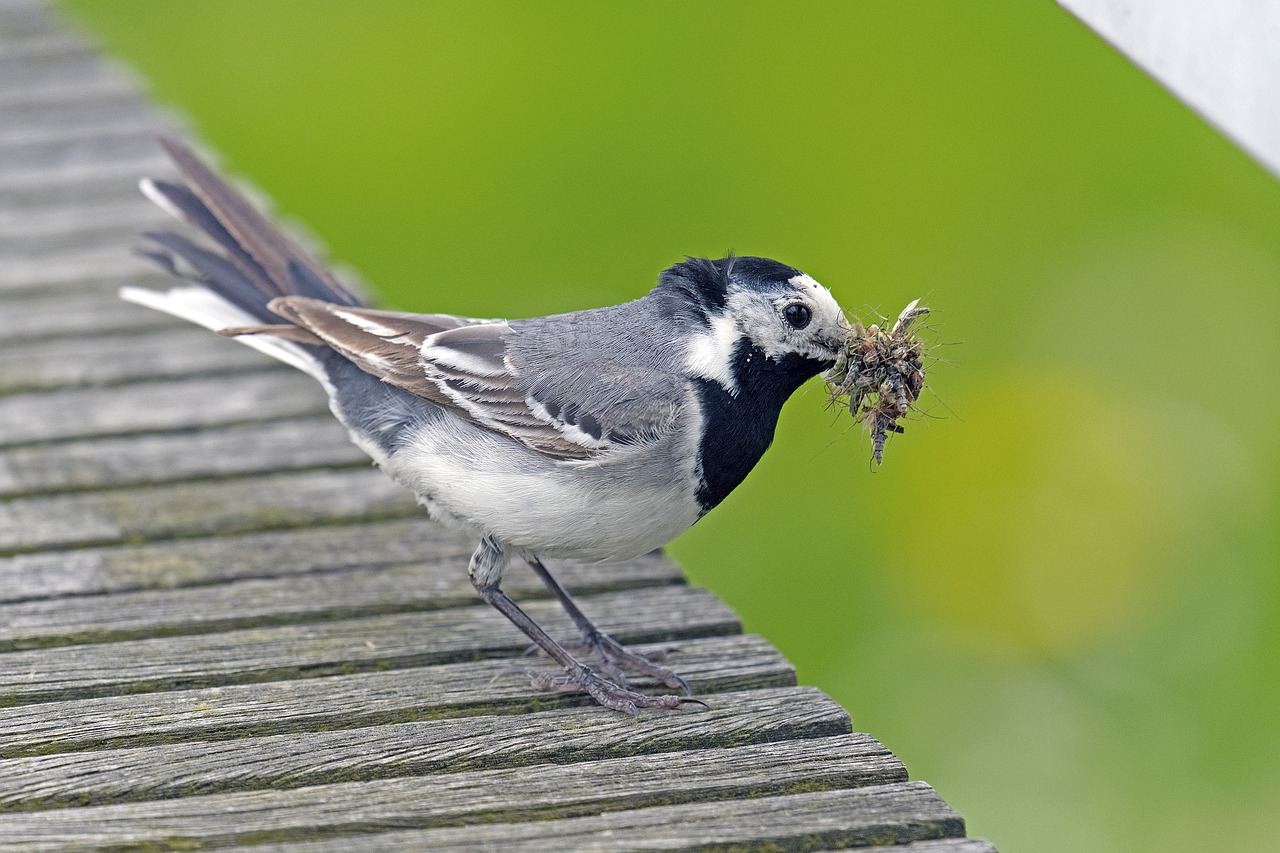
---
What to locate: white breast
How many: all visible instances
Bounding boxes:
[382,406,705,563]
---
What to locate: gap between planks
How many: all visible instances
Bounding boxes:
[0,686,852,812]
[0,584,741,705]
[0,466,423,556]
[0,326,284,395]
[230,783,964,853]
[0,547,684,650]
[0,735,914,851]
[0,371,331,448]
[0,518,489,601]
[0,634,793,757]
[0,416,370,500]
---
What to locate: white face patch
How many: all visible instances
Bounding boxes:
[725,273,847,363]
[683,312,740,393]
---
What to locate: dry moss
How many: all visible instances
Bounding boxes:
[825,299,931,465]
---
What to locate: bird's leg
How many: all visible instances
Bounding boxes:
[468,537,697,714]
[524,555,691,695]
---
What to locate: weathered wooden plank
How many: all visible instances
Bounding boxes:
[0,585,740,703]
[0,196,163,238]
[0,148,167,202]
[0,547,682,649]
[0,223,157,258]
[0,466,420,554]
[0,326,274,394]
[0,371,326,447]
[0,156,170,207]
[0,686,847,812]
[0,634,789,757]
[0,31,90,64]
[0,77,145,123]
[0,3,62,47]
[0,1,58,44]
[232,783,962,853]
[0,107,158,145]
[0,732,898,850]
[0,417,367,498]
[0,74,136,112]
[0,225,142,258]
[0,518,471,600]
[0,46,108,91]
[826,842,998,852]
[0,243,156,291]
[0,287,177,341]
[0,121,155,175]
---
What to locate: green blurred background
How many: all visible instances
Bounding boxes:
[58,1,1280,850]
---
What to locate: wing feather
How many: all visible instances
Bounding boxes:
[265,297,683,461]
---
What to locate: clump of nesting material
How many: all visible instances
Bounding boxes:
[825,299,930,465]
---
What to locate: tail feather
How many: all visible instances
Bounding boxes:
[119,282,327,381]
[124,136,366,384]
[139,229,273,322]
[140,177,278,304]
[154,135,361,308]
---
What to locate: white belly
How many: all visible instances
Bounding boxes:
[383,416,704,562]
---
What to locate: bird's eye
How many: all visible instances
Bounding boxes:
[783,303,812,329]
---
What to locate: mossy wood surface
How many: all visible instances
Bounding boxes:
[0,2,992,849]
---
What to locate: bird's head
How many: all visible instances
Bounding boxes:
[659,255,847,393]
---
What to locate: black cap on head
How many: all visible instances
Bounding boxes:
[657,255,801,318]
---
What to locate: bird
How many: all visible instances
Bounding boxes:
[123,137,850,714]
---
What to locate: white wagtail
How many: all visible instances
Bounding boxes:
[123,137,849,713]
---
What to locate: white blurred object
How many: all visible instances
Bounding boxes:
[1058,0,1280,178]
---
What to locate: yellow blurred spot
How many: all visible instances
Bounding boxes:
[881,372,1249,657]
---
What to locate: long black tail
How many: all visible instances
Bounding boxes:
[133,136,363,323]
[122,137,369,377]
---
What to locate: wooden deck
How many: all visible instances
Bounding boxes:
[0,2,995,849]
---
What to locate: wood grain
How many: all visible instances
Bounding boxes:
[0,371,327,447]
[234,783,963,853]
[0,547,682,649]
[0,467,420,554]
[0,635,793,757]
[0,518,474,600]
[0,155,169,208]
[0,585,741,704]
[0,417,369,498]
[0,288,177,342]
[0,326,275,393]
[0,84,149,140]
[227,778,962,845]
[0,242,161,291]
[0,734,901,850]
[0,687,849,811]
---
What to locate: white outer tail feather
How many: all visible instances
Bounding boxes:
[138,178,185,221]
[119,284,325,382]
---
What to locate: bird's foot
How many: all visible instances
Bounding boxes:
[526,665,707,715]
[583,629,691,694]
[525,630,690,694]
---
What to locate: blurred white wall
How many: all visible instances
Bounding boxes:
[1060,0,1280,178]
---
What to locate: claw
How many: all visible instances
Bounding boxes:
[523,634,689,694]
[498,557,700,713]
[520,664,707,713]
[575,666,704,714]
